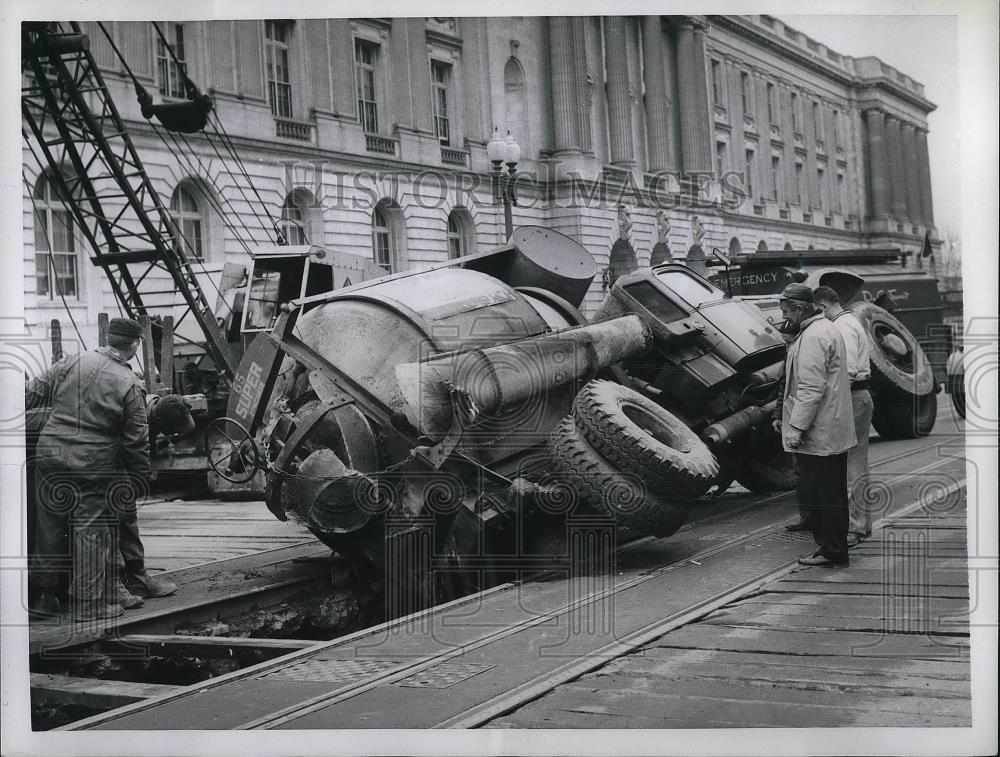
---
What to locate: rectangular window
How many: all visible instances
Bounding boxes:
[711,60,724,107]
[355,40,379,134]
[794,162,804,204]
[745,149,755,199]
[836,172,845,213]
[265,21,293,118]
[766,83,776,123]
[740,72,752,114]
[833,109,842,147]
[715,141,727,178]
[157,23,186,99]
[431,60,451,146]
[771,155,781,201]
[791,92,800,131]
[34,214,79,298]
[812,101,822,141]
[816,165,825,209]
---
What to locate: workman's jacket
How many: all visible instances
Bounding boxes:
[781,312,857,456]
[26,348,150,474]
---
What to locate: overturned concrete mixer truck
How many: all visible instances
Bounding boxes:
[207,228,795,609]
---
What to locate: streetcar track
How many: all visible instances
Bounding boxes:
[436,476,969,728]
[62,445,966,731]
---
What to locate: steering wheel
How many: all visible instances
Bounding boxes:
[205,417,261,484]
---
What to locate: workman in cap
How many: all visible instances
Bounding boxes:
[814,285,874,547]
[27,317,152,620]
[775,283,857,567]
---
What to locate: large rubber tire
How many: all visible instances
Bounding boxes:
[872,391,937,439]
[851,301,935,397]
[549,416,690,538]
[572,380,719,497]
[950,385,966,420]
[733,435,797,493]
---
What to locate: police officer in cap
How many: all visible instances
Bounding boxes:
[27,317,152,620]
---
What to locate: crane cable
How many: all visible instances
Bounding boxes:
[150,21,283,243]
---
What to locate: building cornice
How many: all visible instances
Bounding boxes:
[708,16,936,114]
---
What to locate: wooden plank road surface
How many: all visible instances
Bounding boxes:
[490,497,971,729]
[134,497,312,572]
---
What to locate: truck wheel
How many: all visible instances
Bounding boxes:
[572,380,719,497]
[549,416,690,538]
[950,384,966,419]
[851,302,935,397]
[872,391,937,439]
[734,436,797,493]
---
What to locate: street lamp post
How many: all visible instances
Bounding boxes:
[487,127,520,240]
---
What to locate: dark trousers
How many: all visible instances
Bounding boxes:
[32,464,146,602]
[794,452,849,564]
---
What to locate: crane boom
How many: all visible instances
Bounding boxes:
[21,21,236,379]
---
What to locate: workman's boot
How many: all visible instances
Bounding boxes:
[73,602,125,621]
[784,519,811,532]
[125,570,177,599]
[29,588,63,617]
[108,579,144,609]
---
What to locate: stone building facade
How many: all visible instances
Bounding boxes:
[22,15,938,351]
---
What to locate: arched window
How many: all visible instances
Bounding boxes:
[728,236,742,257]
[372,206,392,272]
[757,240,769,252]
[371,199,408,274]
[170,184,205,260]
[446,208,476,260]
[280,192,308,245]
[503,58,529,154]
[783,242,794,251]
[33,173,80,299]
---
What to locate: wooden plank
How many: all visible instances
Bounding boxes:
[101,634,319,659]
[649,624,969,660]
[780,567,971,586]
[139,314,156,393]
[765,581,969,598]
[560,672,972,715]
[160,315,174,392]
[632,646,972,679]
[50,319,63,364]
[98,312,109,347]
[31,673,183,710]
[498,687,969,729]
[604,652,972,695]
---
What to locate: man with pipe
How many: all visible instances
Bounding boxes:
[775,283,857,567]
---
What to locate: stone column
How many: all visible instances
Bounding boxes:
[884,115,907,222]
[916,127,934,228]
[604,16,634,166]
[573,18,592,153]
[642,16,672,172]
[675,21,712,174]
[548,17,579,151]
[901,123,922,226]
[863,109,890,219]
